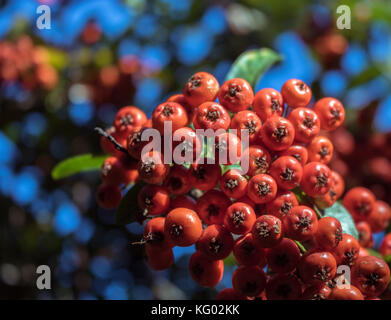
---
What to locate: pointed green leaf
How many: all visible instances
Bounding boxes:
[324,201,359,240]
[51,154,108,180]
[225,48,282,89]
[115,182,145,225]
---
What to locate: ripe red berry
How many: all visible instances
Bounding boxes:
[283,206,318,241]
[143,217,174,250]
[197,189,231,225]
[261,116,295,151]
[298,251,337,285]
[172,127,203,162]
[138,184,170,216]
[218,78,254,112]
[188,158,222,191]
[356,221,372,248]
[314,217,343,251]
[170,195,197,211]
[351,256,390,298]
[224,202,256,235]
[96,183,122,209]
[279,144,308,166]
[343,187,376,222]
[216,288,247,300]
[330,170,345,199]
[247,174,278,204]
[232,265,267,297]
[145,246,174,271]
[138,151,169,184]
[167,93,193,118]
[100,127,127,157]
[252,88,284,122]
[269,155,303,190]
[126,127,154,160]
[193,102,230,131]
[197,224,234,260]
[152,102,188,135]
[331,233,360,267]
[281,79,312,108]
[300,162,332,197]
[313,97,345,131]
[113,106,147,137]
[230,110,262,145]
[101,157,127,185]
[214,132,242,165]
[302,284,332,300]
[183,72,220,108]
[265,274,302,300]
[266,238,301,274]
[252,215,283,248]
[220,169,248,199]
[164,208,203,247]
[307,136,334,165]
[241,145,271,176]
[367,200,391,233]
[288,107,320,143]
[264,190,299,220]
[189,251,224,287]
[163,164,191,195]
[328,286,364,300]
[379,233,391,256]
[233,233,266,266]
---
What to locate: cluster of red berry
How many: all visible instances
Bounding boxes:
[0,36,58,90]
[96,71,391,300]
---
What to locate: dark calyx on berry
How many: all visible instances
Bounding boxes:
[281,167,294,181]
[206,110,220,121]
[257,182,270,196]
[208,237,223,254]
[232,210,245,226]
[273,126,287,142]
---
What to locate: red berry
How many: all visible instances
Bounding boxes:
[183,72,220,108]
[220,169,248,199]
[189,251,224,287]
[164,208,203,247]
[269,155,303,190]
[188,158,222,191]
[193,102,230,131]
[329,286,364,300]
[248,174,278,204]
[101,157,127,185]
[265,274,302,300]
[252,215,283,248]
[170,195,197,211]
[313,97,345,131]
[126,127,154,160]
[145,246,174,271]
[298,251,337,285]
[152,102,188,135]
[261,116,295,151]
[252,88,284,122]
[343,187,376,222]
[100,127,127,157]
[167,93,193,118]
[331,233,360,267]
[172,127,203,162]
[283,205,318,241]
[214,132,242,165]
[230,110,262,145]
[264,190,299,220]
[96,183,122,209]
[288,107,320,143]
[138,184,170,216]
[163,164,191,195]
[367,200,391,233]
[266,238,301,274]
[300,162,332,197]
[113,106,147,137]
[281,79,312,108]
[314,217,343,251]
[224,202,256,235]
[279,144,308,166]
[218,78,254,112]
[351,256,390,298]
[241,145,271,176]
[356,221,372,248]
[143,217,174,250]
[216,288,247,300]
[302,284,332,300]
[232,265,267,297]
[197,224,234,260]
[379,233,391,256]
[138,151,169,184]
[233,233,266,266]
[197,189,231,225]
[307,136,334,165]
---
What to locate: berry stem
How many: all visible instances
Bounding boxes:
[94,127,129,155]
[294,240,307,253]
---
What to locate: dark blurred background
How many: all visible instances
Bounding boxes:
[1,0,391,299]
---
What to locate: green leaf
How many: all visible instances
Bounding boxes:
[223,252,237,267]
[51,154,108,180]
[115,182,145,225]
[384,254,391,264]
[221,163,242,175]
[367,248,383,259]
[225,48,282,89]
[324,201,359,240]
